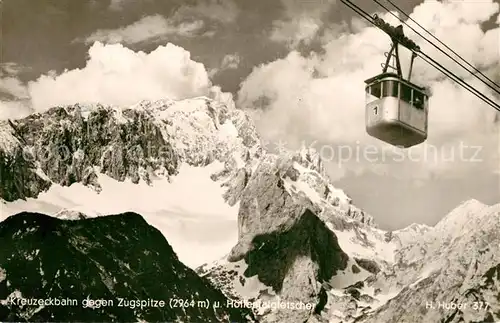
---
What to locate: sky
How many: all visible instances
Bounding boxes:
[1,0,499,230]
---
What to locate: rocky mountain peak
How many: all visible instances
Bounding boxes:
[1,95,380,322]
[434,198,488,232]
[1,95,382,322]
[2,95,496,323]
[0,96,261,203]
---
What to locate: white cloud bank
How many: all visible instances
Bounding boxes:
[270,0,336,49]
[0,42,234,118]
[0,64,33,119]
[239,0,500,180]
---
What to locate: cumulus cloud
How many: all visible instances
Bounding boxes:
[83,15,204,45]
[239,0,500,179]
[0,69,33,119]
[270,17,322,48]
[0,100,31,120]
[0,62,30,77]
[270,0,336,48]
[0,62,31,101]
[0,42,234,118]
[0,77,29,100]
[401,1,500,80]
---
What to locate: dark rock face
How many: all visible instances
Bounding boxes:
[0,212,254,322]
[0,148,51,202]
[354,258,381,274]
[242,209,348,293]
[3,104,178,201]
[1,98,392,323]
[0,99,260,203]
[228,154,349,268]
[221,153,349,322]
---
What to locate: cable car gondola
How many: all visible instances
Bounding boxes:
[337,1,500,147]
[365,72,429,148]
[364,17,430,148]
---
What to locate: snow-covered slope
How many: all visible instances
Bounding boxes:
[197,146,402,322]
[2,163,240,268]
[357,199,500,323]
[1,96,498,323]
[200,165,499,323]
[0,97,259,269]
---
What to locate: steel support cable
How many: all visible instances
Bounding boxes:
[340,0,374,23]
[416,51,500,112]
[373,0,500,111]
[384,0,500,91]
[372,0,500,99]
[340,0,500,111]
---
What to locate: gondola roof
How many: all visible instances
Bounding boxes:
[364,72,427,93]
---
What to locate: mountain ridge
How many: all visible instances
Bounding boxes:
[0,97,498,323]
[0,210,255,322]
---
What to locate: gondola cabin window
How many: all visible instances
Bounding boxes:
[413,90,425,110]
[400,82,425,110]
[366,82,381,103]
[382,80,399,98]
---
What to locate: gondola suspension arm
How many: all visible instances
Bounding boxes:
[339,0,500,112]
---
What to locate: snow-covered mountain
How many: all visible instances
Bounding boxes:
[0,97,259,268]
[0,96,498,323]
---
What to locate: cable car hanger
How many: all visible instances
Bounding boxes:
[372,0,500,107]
[340,0,500,113]
[381,0,500,93]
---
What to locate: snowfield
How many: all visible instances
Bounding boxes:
[1,162,239,269]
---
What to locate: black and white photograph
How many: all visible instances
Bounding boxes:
[0,0,499,322]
